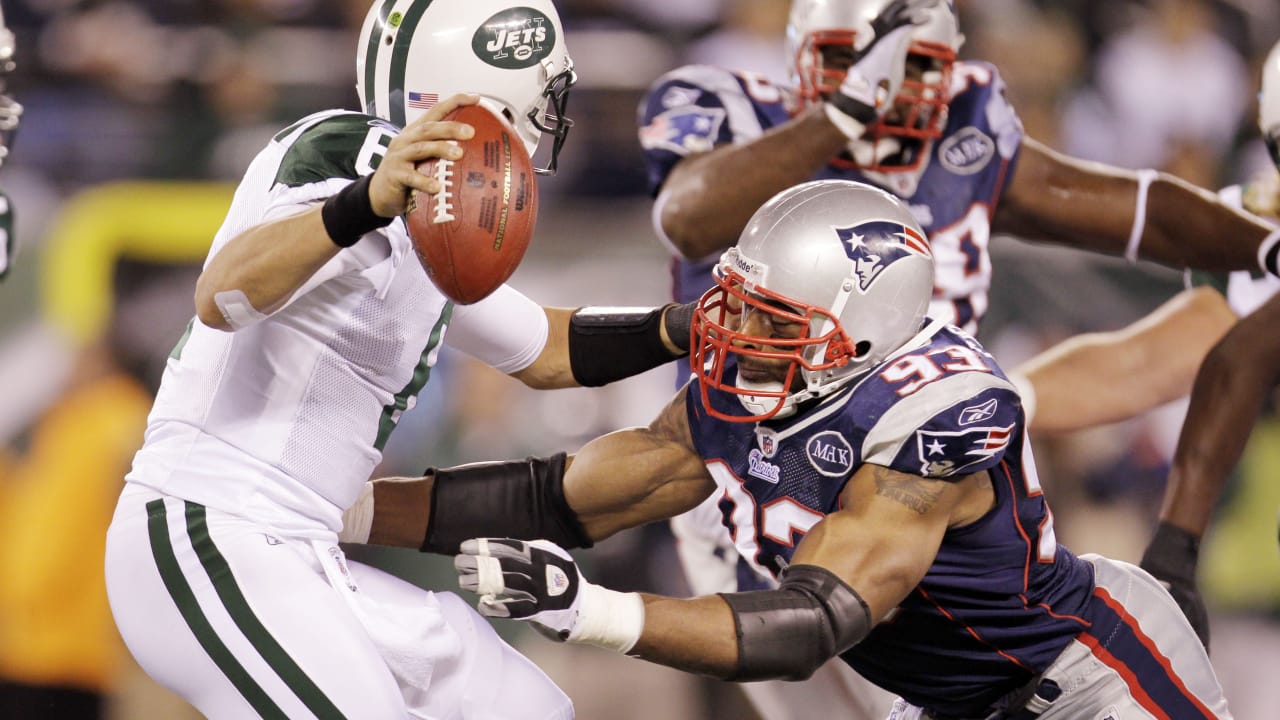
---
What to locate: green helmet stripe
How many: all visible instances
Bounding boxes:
[387,0,435,128]
[361,0,399,116]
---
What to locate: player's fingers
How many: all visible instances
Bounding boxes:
[477,595,511,618]
[401,120,474,144]
[423,92,480,122]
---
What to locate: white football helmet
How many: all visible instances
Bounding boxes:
[1262,39,1280,169]
[0,3,21,169]
[356,0,576,175]
[692,180,935,422]
[786,0,962,174]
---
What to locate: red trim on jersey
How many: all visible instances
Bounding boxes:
[988,158,1010,217]
[1020,595,1090,626]
[1000,461,1034,592]
[917,586,1035,672]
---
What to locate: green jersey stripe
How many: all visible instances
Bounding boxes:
[183,502,349,720]
[361,0,400,117]
[145,500,289,720]
[375,301,453,450]
[387,0,436,128]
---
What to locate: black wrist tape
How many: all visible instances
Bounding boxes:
[422,452,593,554]
[322,175,392,248]
[569,304,690,387]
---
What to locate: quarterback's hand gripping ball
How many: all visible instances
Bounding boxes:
[405,103,538,304]
[455,538,583,641]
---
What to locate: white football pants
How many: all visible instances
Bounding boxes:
[105,484,573,720]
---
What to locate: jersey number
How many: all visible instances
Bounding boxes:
[707,461,824,580]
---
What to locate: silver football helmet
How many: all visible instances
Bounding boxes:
[0,3,21,169]
[786,0,962,174]
[1262,39,1280,169]
[692,180,935,422]
[356,0,576,175]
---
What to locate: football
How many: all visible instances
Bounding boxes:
[404,103,538,304]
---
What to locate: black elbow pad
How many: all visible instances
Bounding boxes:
[721,564,871,682]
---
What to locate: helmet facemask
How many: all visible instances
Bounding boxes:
[527,57,576,176]
[793,29,954,174]
[693,258,863,423]
[0,22,20,168]
[692,179,936,424]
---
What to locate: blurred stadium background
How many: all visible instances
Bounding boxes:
[1,0,1279,718]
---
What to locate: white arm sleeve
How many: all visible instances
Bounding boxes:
[446,284,549,374]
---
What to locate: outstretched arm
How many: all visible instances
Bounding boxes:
[1160,291,1280,537]
[996,137,1279,276]
[1139,291,1280,648]
[349,387,712,549]
[657,107,847,259]
[458,463,987,681]
[1015,286,1237,434]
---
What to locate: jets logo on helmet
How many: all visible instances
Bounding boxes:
[356,0,576,175]
[473,8,555,69]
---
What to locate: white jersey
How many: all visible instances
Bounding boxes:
[127,110,548,536]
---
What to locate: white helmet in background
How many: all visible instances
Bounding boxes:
[356,0,576,175]
[1261,39,1280,168]
[786,0,962,174]
[0,3,21,169]
[692,180,935,422]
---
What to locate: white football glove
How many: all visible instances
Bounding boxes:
[824,0,939,140]
[455,538,644,653]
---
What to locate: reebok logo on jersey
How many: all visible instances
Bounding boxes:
[474,8,555,69]
[806,431,854,477]
[958,398,998,426]
[939,127,995,175]
[747,449,781,484]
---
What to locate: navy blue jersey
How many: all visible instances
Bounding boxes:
[685,320,1095,715]
[638,62,1024,337]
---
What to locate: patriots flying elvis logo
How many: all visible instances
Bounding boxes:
[835,221,931,293]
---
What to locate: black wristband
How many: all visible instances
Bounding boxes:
[568,304,690,387]
[422,452,593,554]
[663,300,695,353]
[322,174,392,248]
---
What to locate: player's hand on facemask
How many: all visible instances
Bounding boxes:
[1139,522,1210,649]
[825,0,937,140]
[456,538,644,652]
[367,93,478,218]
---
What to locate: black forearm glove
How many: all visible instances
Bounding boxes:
[1139,521,1209,649]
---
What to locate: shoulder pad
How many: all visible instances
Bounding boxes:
[274,112,398,187]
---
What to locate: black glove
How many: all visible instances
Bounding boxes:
[1139,521,1210,649]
